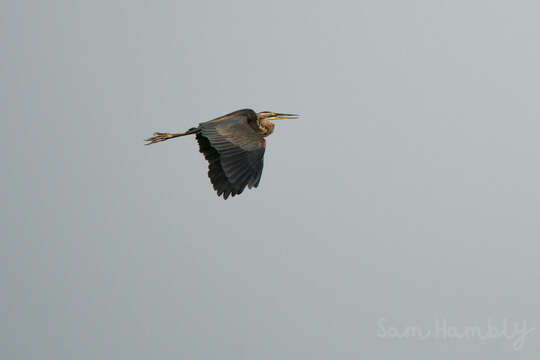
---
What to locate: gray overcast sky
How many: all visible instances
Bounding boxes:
[2,0,540,358]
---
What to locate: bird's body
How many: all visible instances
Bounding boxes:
[146,109,298,199]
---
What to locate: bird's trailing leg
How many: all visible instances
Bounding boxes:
[145,128,199,145]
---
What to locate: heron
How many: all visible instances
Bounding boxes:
[145,109,299,199]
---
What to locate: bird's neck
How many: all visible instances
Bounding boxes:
[257,119,275,137]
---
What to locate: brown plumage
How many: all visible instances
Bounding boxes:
[145,109,298,199]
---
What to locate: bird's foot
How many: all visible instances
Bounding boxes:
[145,132,173,145]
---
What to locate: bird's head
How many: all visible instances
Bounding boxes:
[254,111,299,137]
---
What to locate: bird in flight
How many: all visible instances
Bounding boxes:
[145,109,298,199]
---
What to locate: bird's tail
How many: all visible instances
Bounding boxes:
[145,127,199,145]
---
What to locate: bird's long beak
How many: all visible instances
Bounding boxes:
[272,113,299,120]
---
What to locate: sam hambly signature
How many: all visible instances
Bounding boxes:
[377,317,535,350]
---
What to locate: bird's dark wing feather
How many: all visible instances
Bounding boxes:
[196,111,265,199]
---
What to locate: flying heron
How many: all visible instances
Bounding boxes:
[145,109,299,199]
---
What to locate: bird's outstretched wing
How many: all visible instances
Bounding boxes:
[196,110,265,199]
